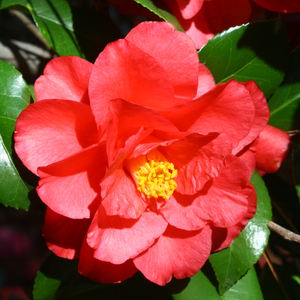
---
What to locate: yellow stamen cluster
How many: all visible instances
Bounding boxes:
[125,150,178,200]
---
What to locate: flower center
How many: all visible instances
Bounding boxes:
[125,150,178,200]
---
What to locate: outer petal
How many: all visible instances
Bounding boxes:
[79,239,137,284]
[167,0,204,19]
[87,206,168,265]
[125,22,199,99]
[192,155,253,228]
[161,132,232,195]
[233,80,269,155]
[37,144,106,219]
[160,79,256,149]
[252,0,300,13]
[14,100,97,175]
[200,0,252,34]
[89,38,179,130]
[43,208,91,259]
[212,183,257,252]
[107,99,178,165]
[255,125,290,173]
[34,56,93,104]
[133,225,212,286]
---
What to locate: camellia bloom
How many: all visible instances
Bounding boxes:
[16,22,275,285]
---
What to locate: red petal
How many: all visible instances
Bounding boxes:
[201,0,252,34]
[165,0,204,19]
[255,125,291,173]
[14,100,97,175]
[236,142,257,175]
[233,80,269,154]
[78,239,137,284]
[86,207,168,264]
[37,144,106,219]
[252,0,300,13]
[161,132,231,195]
[192,155,254,228]
[125,22,199,99]
[194,63,215,98]
[161,192,207,231]
[133,225,212,286]
[34,56,92,104]
[160,79,256,149]
[101,166,148,219]
[43,208,91,259]
[107,99,178,165]
[89,38,178,130]
[212,183,257,251]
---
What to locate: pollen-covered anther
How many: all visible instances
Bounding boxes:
[125,150,178,200]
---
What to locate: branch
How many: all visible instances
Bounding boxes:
[9,10,51,50]
[268,221,300,243]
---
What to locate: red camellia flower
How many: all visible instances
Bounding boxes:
[15,22,283,285]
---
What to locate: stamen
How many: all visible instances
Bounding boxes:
[125,150,178,200]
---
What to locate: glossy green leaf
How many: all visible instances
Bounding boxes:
[0,0,121,61]
[0,60,33,210]
[171,266,263,300]
[268,46,300,131]
[33,254,169,300]
[133,0,184,31]
[209,170,272,294]
[198,19,289,98]
[0,135,30,210]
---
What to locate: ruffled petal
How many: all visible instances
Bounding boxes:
[192,155,254,228]
[42,208,91,259]
[212,184,257,251]
[236,142,257,175]
[133,225,212,286]
[86,206,168,264]
[255,125,291,173]
[161,192,207,231]
[78,239,137,284]
[161,132,231,195]
[233,80,269,155]
[34,56,93,104]
[101,166,148,219]
[14,100,97,175]
[167,0,204,19]
[89,38,179,130]
[160,79,256,149]
[37,144,106,219]
[125,21,199,99]
[252,0,300,13]
[107,99,178,165]
[101,127,152,219]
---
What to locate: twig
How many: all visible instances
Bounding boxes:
[264,250,291,300]
[268,221,300,243]
[9,10,51,50]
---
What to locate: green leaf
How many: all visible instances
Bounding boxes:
[0,59,31,154]
[0,135,30,210]
[171,265,263,300]
[0,0,121,61]
[268,46,300,131]
[198,19,289,99]
[0,59,35,210]
[209,170,272,294]
[33,254,170,300]
[133,0,184,31]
